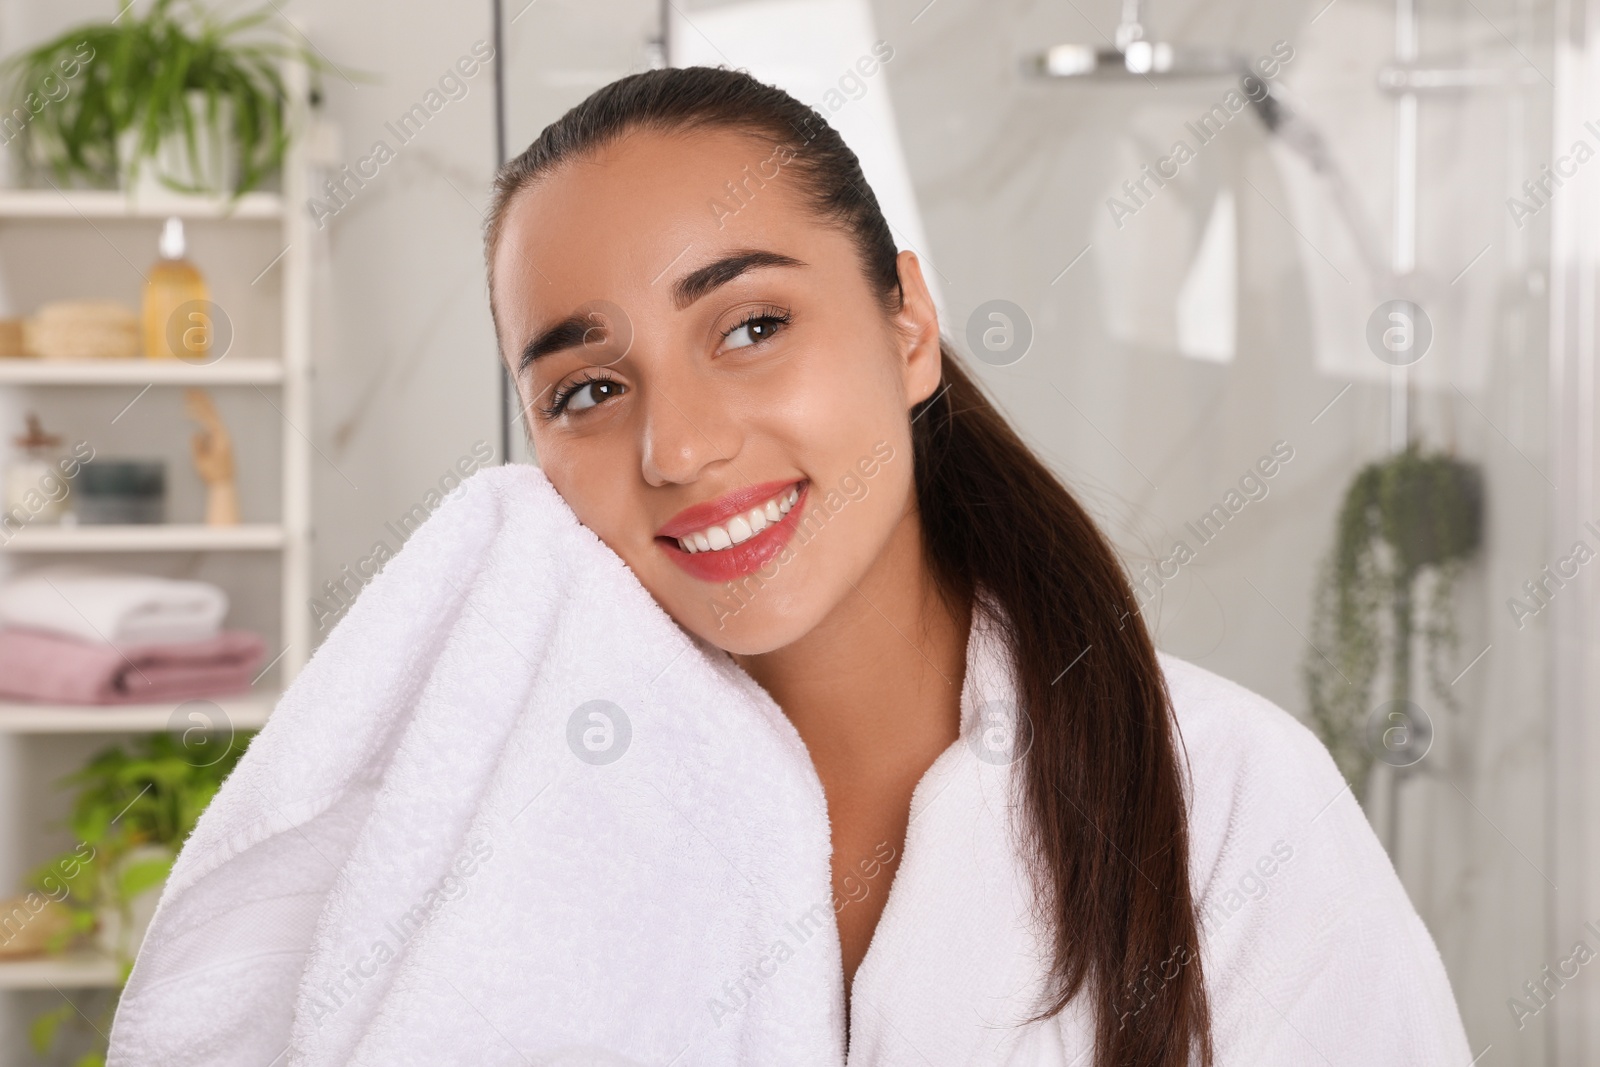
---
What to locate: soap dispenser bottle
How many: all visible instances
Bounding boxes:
[142,216,212,360]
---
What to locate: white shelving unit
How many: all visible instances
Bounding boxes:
[1,523,286,552]
[0,692,276,733]
[0,357,284,386]
[0,67,313,992]
[0,188,283,220]
[0,951,120,990]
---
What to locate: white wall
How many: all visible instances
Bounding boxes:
[293,1,504,633]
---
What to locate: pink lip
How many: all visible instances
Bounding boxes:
[656,479,799,539]
[656,480,809,584]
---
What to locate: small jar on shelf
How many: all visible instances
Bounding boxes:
[5,413,69,524]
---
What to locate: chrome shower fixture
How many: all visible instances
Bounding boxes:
[1026,0,1245,79]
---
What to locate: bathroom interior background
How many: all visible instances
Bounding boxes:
[0,0,1581,1061]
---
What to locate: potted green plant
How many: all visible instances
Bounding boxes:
[25,728,254,1067]
[1302,445,1483,809]
[1,0,335,197]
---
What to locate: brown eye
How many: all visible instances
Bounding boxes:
[564,378,625,413]
[723,312,790,350]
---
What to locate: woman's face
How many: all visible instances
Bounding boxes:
[490,125,942,655]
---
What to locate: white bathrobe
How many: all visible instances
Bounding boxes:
[853,606,1474,1064]
[107,464,1471,1066]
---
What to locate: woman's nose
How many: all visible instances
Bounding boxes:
[637,373,745,487]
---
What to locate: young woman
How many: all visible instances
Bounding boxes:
[483,66,1470,1065]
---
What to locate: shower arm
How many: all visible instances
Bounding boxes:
[1115,0,1145,51]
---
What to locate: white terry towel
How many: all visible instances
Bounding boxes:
[109,463,844,1067]
[108,463,1471,1065]
[0,566,228,645]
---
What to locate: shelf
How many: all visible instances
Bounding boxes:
[0,358,284,385]
[0,188,283,220]
[0,691,276,733]
[0,949,121,989]
[1,524,285,553]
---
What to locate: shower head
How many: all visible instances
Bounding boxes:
[1027,40,1243,79]
[1024,0,1246,79]
[1026,6,1394,287]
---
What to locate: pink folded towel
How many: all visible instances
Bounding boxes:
[0,627,266,706]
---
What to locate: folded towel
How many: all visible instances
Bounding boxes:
[0,628,265,705]
[0,567,228,645]
[107,464,1469,1066]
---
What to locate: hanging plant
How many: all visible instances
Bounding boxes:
[1303,445,1483,802]
[1,0,340,196]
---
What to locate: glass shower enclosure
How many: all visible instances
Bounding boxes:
[501,0,1600,1058]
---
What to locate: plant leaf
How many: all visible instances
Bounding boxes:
[117,853,174,900]
[28,1001,73,1055]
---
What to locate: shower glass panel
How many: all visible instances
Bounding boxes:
[502,0,1572,1056]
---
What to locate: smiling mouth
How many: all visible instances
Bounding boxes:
[655,480,809,583]
[670,485,801,553]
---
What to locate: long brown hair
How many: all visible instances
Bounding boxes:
[484,66,1212,1067]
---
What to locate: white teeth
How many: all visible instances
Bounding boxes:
[673,484,802,555]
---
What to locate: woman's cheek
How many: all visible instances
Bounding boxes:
[539,442,631,548]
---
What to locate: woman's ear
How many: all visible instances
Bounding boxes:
[890,250,943,408]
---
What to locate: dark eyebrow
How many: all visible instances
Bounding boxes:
[517,249,805,372]
[671,249,805,310]
[519,314,597,371]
